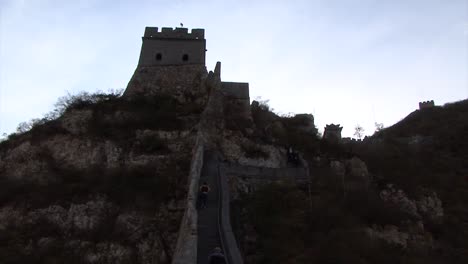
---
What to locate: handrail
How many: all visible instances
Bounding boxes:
[172,133,205,264]
[218,162,244,264]
[217,159,228,263]
[216,161,310,264]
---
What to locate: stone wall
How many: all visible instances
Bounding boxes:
[123,65,209,106]
[222,82,252,124]
[323,124,343,142]
[419,100,435,110]
[172,62,224,264]
[139,27,206,66]
[144,27,205,39]
[223,163,310,199]
[222,82,249,99]
[172,132,204,264]
[219,163,244,264]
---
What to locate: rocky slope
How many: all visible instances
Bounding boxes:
[230,99,467,264]
[0,93,197,263]
[1,81,466,263]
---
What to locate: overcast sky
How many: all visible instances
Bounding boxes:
[1,0,467,137]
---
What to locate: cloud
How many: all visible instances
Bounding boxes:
[1,0,466,136]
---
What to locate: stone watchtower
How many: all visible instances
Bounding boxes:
[419,100,435,110]
[124,26,252,122]
[124,27,209,102]
[323,124,343,143]
[138,27,206,66]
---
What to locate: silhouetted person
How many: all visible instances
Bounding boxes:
[287,146,300,166]
[208,247,226,264]
[199,181,210,209]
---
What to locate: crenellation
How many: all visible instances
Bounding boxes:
[138,26,206,66]
[131,26,252,123]
[191,29,205,39]
[419,100,435,110]
[143,26,205,40]
[144,27,159,37]
[323,124,343,142]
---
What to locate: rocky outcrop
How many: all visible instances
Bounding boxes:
[221,133,286,168]
[329,157,370,193]
[0,112,194,263]
[344,157,370,192]
[0,141,52,183]
[60,109,93,135]
[365,221,434,251]
[379,184,444,222]
[124,65,209,106]
[0,194,183,263]
[289,114,315,134]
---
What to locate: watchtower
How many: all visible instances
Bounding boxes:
[323,124,343,142]
[138,27,206,66]
[419,100,435,110]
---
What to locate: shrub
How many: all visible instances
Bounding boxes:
[133,133,169,154]
[241,142,269,159]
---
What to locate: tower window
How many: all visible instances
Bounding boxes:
[156,53,162,61]
[182,54,189,61]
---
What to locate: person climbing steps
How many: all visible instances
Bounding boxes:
[207,247,226,264]
[198,181,210,209]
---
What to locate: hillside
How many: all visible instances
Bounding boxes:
[229,99,468,264]
[1,91,467,264]
[379,99,468,139]
[0,92,199,263]
[1,24,466,263]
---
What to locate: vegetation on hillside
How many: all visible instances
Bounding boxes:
[250,99,321,157]
[0,91,198,263]
[236,99,468,263]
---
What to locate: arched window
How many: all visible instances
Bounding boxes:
[182,54,189,61]
[155,53,162,61]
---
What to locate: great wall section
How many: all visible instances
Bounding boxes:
[122,26,312,263]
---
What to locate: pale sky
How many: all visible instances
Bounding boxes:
[1,0,467,137]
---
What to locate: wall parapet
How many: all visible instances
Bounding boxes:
[144,27,205,40]
[219,164,244,264]
[223,164,310,183]
[172,131,205,264]
[221,82,250,99]
[419,100,435,110]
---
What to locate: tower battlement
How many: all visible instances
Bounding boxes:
[143,27,205,40]
[419,100,435,110]
[138,26,206,66]
[323,124,343,142]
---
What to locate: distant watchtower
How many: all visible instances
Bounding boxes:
[419,100,435,110]
[323,124,343,142]
[138,27,206,66]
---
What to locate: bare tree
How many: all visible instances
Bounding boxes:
[374,122,384,132]
[16,121,33,134]
[354,124,365,140]
[0,133,7,142]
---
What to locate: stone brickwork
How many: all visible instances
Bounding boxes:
[222,81,252,124]
[139,27,206,66]
[323,123,343,142]
[124,27,252,122]
[221,82,249,99]
[123,64,209,106]
[144,27,205,39]
[223,163,310,200]
[172,132,204,264]
[419,100,435,110]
